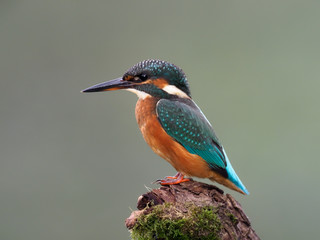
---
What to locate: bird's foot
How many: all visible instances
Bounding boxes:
[164,172,181,179]
[154,172,191,185]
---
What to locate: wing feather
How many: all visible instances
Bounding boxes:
[156,99,227,175]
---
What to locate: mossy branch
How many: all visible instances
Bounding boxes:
[126,180,260,240]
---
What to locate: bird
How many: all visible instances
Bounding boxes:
[82,59,249,195]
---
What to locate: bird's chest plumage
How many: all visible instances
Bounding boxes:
[135,97,170,160]
[135,97,211,178]
[135,97,158,134]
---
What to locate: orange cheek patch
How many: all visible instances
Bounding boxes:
[153,78,168,88]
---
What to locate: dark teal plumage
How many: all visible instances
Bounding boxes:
[156,98,228,176]
[156,97,249,194]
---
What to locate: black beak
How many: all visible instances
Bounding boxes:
[82,77,133,93]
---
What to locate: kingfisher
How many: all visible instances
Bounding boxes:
[82,59,249,195]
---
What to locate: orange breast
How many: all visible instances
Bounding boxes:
[135,97,213,178]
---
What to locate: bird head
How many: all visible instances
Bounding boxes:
[82,59,191,99]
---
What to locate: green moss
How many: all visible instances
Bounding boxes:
[131,203,221,240]
[226,212,238,225]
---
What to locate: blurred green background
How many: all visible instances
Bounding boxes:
[1,0,319,239]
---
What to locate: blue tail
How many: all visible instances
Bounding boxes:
[223,148,249,195]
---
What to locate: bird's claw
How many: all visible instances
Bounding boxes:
[152,172,191,185]
[152,179,163,184]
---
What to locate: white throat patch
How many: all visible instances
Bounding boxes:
[162,85,190,98]
[126,89,151,99]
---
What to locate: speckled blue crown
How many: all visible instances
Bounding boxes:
[124,59,191,97]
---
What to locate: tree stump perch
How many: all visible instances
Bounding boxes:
[126,180,260,240]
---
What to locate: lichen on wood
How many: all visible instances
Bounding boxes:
[126,180,260,240]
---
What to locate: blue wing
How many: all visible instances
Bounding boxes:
[156,98,249,194]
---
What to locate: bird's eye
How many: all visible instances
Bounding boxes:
[139,74,148,81]
[129,74,148,83]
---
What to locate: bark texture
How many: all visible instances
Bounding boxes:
[126,180,260,240]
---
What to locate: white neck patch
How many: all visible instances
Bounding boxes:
[126,88,151,99]
[162,85,190,98]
